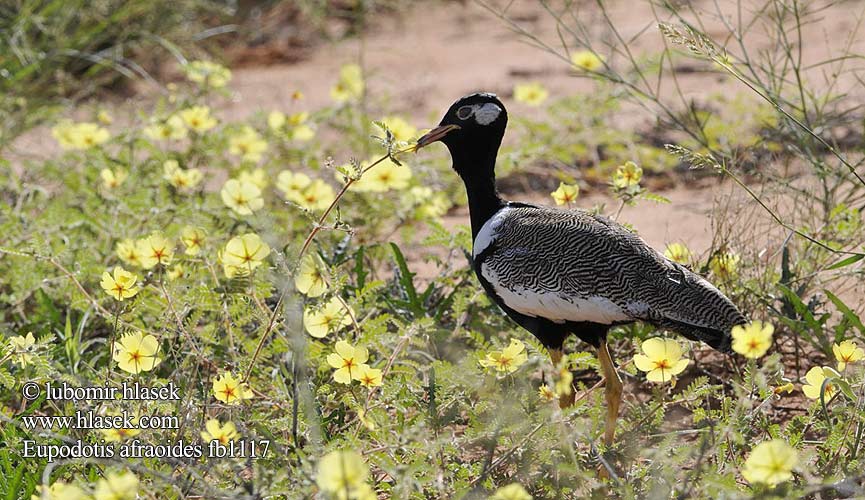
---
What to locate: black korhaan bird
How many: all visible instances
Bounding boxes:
[415,92,746,447]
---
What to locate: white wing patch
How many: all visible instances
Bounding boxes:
[473,206,512,258]
[474,103,502,125]
[481,265,631,324]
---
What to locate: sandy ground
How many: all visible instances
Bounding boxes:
[224,0,865,122]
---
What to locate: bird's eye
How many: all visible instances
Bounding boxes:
[456,106,474,120]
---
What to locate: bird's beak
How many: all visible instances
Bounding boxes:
[413,124,460,152]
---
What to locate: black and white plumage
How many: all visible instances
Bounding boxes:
[416,92,746,355]
[416,91,746,451]
[474,203,744,352]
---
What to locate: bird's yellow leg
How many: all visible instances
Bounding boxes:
[548,347,576,408]
[597,341,623,447]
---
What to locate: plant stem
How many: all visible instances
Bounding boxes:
[108,301,120,381]
[242,147,414,382]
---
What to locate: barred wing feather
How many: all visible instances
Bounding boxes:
[475,205,745,351]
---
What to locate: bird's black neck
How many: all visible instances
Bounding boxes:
[454,157,506,239]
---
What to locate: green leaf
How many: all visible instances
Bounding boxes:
[833,376,855,401]
[389,242,423,316]
[640,192,671,204]
[777,284,825,333]
[825,290,865,335]
[0,369,13,389]
[353,246,368,291]
[826,253,864,270]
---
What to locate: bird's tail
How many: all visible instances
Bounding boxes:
[653,263,748,354]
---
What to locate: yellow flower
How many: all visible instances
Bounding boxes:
[163,160,203,191]
[633,338,689,383]
[100,168,127,190]
[229,126,268,163]
[180,226,206,256]
[612,161,643,188]
[802,366,841,400]
[267,111,286,130]
[295,255,328,297]
[100,266,140,301]
[774,382,795,395]
[357,365,383,388]
[116,239,144,268]
[538,384,556,402]
[137,233,174,269]
[238,168,268,189]
[554,366,573,396]
[200,419,239,444]
[97,110,113,125]
[50,121,77,149]
[9,332,36,367]
[407,187,451,219]
[212,371,254,404]
[480,339,529,374]
[492,483,533,500]
[741,439,798,486]
[93,471,138,500]
[330,63,364,102]
[144,116,187,141]
[221,179,264,215]
[113,331,161,374]
[32,481,88,500]
[167,264,185,281]
[663,242,692,265]
[326,340,368,384]
[570,50,604,71]
[833,340,864,371]
[278,171,335,210]
[221,233,270,278]
[304,297,353,339]
[404,185,432,205]
[185,60,231,88]
[731,320,773,359]
[513,82,549,106]
[77,123,109,148]
[350,158,412,192]
[99,414,140,442]
[550,182,579,205]
[276,170,312,199]
[291,124,315,142]
[179,106,217,132]
[51,122,110,150]
[162,159,179,175]
[379,116,418,142]
[288,111,309,126]
[316,450,370,497]
[709,251,740,280]
[292,90,304,101]
[298,179,335,211]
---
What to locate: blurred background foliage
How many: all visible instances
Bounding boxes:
[0,0,423,149]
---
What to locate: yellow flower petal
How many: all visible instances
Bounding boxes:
[741,439,798,486]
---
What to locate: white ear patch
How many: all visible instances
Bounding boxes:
[474,103,502,125]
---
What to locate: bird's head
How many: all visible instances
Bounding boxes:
[415,92,508,176]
